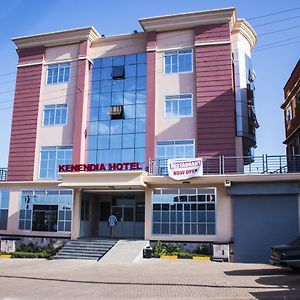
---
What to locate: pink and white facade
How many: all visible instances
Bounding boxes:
[0,8,262,244]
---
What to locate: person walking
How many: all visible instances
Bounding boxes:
[107,213,118,238]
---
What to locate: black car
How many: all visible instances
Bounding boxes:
[270,237,300,271]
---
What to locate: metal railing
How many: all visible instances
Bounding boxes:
[148,155,300,176]
[0,168,7,181]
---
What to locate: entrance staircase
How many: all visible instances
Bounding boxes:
[55,239,117,260]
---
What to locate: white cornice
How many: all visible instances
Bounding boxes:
[139,7,236,32]
[232,19,257,48]
[12,26,101,50]
[194,40,231,47]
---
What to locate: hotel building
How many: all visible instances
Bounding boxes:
[0,8,299,263]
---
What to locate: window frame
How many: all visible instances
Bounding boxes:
[42,104,68,127]
[46,63,71,85]
[163,48,193,75]
[286,104,293,123]
[39,145,72,180]
[151,188,217,236]
[18,189,73,232]
[164,93,193,118]
[156,139,195,160]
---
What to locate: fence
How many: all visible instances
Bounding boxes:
[148,155,300,176]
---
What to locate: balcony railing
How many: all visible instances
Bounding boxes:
[0,168,7,181]
[148,155,300,176]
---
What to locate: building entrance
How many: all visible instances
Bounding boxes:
[80,191,145,239]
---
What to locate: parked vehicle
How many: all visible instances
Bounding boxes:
[270,237,300,271]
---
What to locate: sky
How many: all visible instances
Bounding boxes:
[0,0,299,167]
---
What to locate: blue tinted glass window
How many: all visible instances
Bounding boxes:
[101,67,112,80]
[135,133,145,148]
[136,90,146,103]
[124,78,136,91]
[136,104,146,118]
[124,105,135,119]
[110,120,122,134]
[137,77,146,90]
[98,135,109,149]
[125,64,136,78]
[99,93,111,106]
[136,119,146,133]
[122,149,134,162]
[112,79,124,92]
[125,54,136,65]
[123,119,135,133]
[102,57,113,67]
[90,94,100,107]
[89,122,98,135]
[124,91,136,104]
[88,136,98,149]
[137,53,147,63]
[89,53,147,165]
[90,107,99,121]
[88,149,96,163]
[112,92,123,105]
[110,135,122,149]
[100,80,112,93]
[113,55,125,66]
[99,107,110,120]
[137,64,147,76]
[99,121,110,134]
[122,134,134,148]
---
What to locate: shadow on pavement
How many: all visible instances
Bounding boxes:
[225,267,300,299]
[224,268,293,277]
[0,274,284,290]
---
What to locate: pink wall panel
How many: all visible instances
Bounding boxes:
[7,47,44,181]
[194,23,236,158]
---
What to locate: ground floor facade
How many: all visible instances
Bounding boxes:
[0,172,300,262]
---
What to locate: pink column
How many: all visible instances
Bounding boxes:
[145,32,157,166]
[72,40,90,164]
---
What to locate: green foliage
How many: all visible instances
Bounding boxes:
[11,251,51,259]
[196,245,211,256]
[12,243,62,258]
[152,241,212,258]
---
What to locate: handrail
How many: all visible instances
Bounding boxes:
[148,155,300,176]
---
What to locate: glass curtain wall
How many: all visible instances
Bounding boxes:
[152,188,216,235]
[19,190,73,232]
[87,53,147,166]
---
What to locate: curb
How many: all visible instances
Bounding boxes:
[0,255,12,259]
[160,255,178,259]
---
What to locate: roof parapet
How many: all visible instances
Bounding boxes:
[12,26,101,49]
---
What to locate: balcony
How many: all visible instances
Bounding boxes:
[0,168,7,181]
[148,155,300,176]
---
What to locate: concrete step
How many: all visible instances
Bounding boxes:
[54,239,117,260]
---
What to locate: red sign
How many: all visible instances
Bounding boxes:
[59,162,143,173]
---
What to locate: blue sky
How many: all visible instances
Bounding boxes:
[0,0,299,167]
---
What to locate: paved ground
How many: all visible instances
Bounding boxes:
[0,258,300,299]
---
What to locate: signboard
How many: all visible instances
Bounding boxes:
[59,162,143,173]
[167,158,203,180]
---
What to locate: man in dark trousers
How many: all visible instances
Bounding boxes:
[107,213,118,238]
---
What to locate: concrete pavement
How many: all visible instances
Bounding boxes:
[0,258,299,299]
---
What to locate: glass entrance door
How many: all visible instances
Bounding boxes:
[112,206,135,238]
